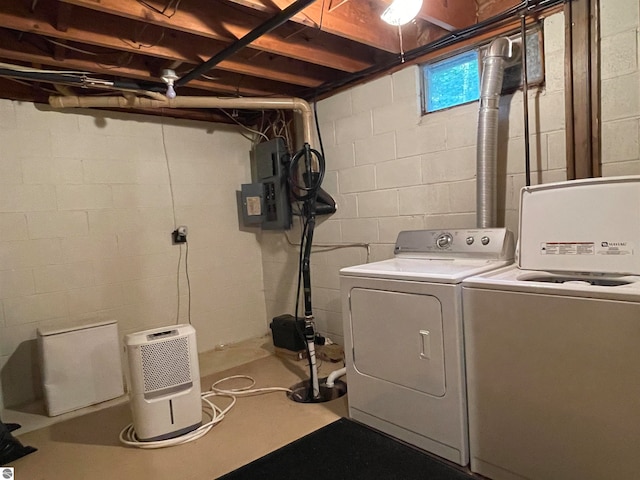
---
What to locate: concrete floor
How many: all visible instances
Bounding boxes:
[5,336,348,479]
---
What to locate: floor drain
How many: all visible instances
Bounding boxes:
[287,378,347,403]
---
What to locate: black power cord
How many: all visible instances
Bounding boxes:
[289,142,326,400]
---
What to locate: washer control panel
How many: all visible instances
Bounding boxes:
[394,228,514,259]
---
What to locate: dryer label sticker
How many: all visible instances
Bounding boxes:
[596,241,634,256]
[540,242,594,255]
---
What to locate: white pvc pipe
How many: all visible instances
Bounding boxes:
[306,338,320,399]
[325,367,346,388]
[48,94,315,146]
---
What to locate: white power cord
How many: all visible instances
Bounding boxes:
[119,375,291,449]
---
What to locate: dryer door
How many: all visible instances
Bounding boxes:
[349,288,445,396]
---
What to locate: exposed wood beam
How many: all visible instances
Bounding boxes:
[477,0,518,21]
[564,0,601,179]
[416,0,477,31]
[378,0,477,31]
[0,77,52,103]
[52,39,66,61]
[328,0,350,12]
[56,2,73,32]
[59,0,386,72]
[176,0,320,87]
[415,22,450,46]
[0,31,304,97]
[0,1,340,88]
[224,0,413,52]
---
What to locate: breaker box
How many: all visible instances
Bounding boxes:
[240,138,292,230]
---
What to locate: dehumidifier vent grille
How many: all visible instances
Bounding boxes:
[141,336,192,393]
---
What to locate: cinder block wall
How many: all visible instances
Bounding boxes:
[600,0,640,174]
[0,105,267,410]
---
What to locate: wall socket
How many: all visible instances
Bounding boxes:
[172,225,188,244]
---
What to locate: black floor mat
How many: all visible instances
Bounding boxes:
[218,418,474,480]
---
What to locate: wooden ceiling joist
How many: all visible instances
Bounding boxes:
[0,30,303,97]
[0,1,341,87]
[59,0,387,72]
[0,0,518,119]
[417,0,477,31]
[223,0,413,53]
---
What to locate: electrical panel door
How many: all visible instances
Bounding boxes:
[240,138,292,230]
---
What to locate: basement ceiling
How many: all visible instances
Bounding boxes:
[0,0,516,123]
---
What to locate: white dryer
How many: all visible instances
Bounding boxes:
[463,176,640,480]
[340,228,514,466]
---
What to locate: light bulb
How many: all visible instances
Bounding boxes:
[381,0,423,26]
[160,68,179,99]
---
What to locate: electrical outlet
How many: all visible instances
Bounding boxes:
[172,225,188,244]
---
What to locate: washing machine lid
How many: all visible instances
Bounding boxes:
[463,264,640,301]
[340,228,514,283]
[518,176,640,275]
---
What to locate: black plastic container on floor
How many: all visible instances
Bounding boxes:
[218,417,475,480]
[269,314,305,351]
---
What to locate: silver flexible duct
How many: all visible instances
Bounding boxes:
[476,37,515,228]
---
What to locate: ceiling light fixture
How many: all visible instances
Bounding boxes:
[380,0,423,26]
[160,69,179,99]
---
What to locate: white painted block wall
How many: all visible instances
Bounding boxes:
[0,104,267,410]
[600,0,640,174]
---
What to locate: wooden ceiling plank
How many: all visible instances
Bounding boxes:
[478,0,519,21]
[0,30,296,97]
[417,0,477,31]
[53,40,66,61]
[59,0,379,72]
[0,1,339,87]
[223,0,408,53]
[56,2,73,32]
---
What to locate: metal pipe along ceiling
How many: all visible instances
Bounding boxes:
[476,37,515,229]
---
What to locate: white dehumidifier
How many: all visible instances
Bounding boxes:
[124,324,202,441]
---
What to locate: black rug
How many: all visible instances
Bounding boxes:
[218,418,474,480]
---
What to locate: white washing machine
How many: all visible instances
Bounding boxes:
[340,228,514,466]
[463,176,640,480]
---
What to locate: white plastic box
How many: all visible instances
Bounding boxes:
[37,319,124,416]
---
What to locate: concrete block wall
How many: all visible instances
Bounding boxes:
[0,103,267,410]
[260,12,568,345]
[600,0,640,175]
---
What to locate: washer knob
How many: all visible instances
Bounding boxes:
[466,236,474,245]
[481,236,490,245]
[436,233,453,249]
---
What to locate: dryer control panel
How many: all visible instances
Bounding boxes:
[394,228,514,260]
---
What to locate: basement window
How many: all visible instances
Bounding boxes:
[421,26,545,115]
[423,50,480,113]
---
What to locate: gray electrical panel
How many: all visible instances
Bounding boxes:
[240,138,292,230]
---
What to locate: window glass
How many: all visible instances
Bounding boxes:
[423,50,480,113]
